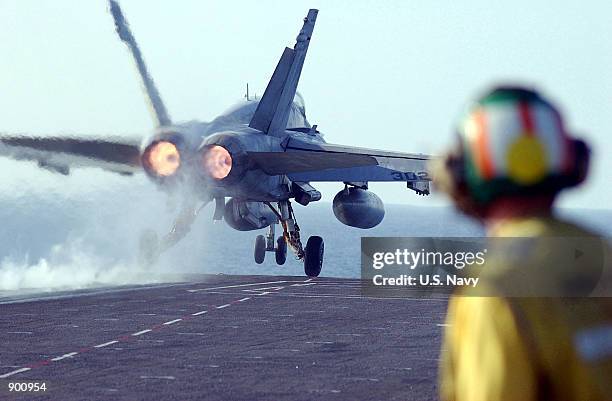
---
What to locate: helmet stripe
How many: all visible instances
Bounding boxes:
[532,103,563,171]
[519,102,535,136]
[474,108,495,179]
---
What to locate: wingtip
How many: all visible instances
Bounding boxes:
[108,0,122,22]
[108,0,132,42]
[108,0,119,12]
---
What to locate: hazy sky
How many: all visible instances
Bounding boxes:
[1,0,610,209]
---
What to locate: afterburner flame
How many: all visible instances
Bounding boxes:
[202,145,232,180]
[145,141,180,177]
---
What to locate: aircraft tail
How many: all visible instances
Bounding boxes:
[249,9,318,136]
[109,0,172,127]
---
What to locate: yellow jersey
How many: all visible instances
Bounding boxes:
[439,216,612,401]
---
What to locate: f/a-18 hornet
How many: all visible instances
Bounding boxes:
[0,1,431,277]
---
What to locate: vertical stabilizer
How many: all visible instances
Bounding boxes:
[109,0,172,127]
[249,9,318,136]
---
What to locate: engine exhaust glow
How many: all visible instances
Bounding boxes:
[144,141,180,177]
[202,145,232,180]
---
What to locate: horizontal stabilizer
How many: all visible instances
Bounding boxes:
[247,151,377,175]
[246,138,432,182]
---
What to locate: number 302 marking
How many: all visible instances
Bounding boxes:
[391,171,429,181]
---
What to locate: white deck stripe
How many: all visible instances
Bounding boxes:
[0,367,31,378]
[0,287,286,379]
[251,285,284,291]
[51,352,78,361]
[94,340,119,348]
[188,281,288,292]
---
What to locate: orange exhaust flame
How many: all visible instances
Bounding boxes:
[202,145,232,180]
[145,141,180,177]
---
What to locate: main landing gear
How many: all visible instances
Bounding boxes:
[254,200,324,277]
[304,235,324,278]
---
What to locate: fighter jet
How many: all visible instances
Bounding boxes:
[0,1,431,277]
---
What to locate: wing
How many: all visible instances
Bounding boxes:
[0,134,141,176]
[0,2,169,177]
[247,137,432,194]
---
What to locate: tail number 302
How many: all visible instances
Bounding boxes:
[391,171,429,181]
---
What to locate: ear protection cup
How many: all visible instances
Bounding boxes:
[564,138,591,188]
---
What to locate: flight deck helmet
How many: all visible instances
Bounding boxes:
[439,86,590,204]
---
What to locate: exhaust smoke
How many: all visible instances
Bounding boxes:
[0,239,158,292]
[0,165,196,296]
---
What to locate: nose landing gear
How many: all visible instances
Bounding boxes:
[252,222,289,266]
[138,199,209,267]
[258,200,324,277]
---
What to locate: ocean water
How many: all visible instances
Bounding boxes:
[155,202,612,278]
[0,178,610,292]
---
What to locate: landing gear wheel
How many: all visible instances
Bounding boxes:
[275,236,287,265]
[254,235,266,264]
[304,236,324,277]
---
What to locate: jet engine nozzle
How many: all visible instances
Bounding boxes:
[141,139,181,178]
[202,145,233,180]
[199,132,248,185]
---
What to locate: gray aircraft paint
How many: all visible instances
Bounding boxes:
[0,2,431,241]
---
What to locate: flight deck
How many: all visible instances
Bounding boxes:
[0,275,448,400]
